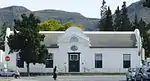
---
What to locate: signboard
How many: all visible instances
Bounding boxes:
[5,56,10,61]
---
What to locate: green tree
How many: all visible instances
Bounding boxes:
[38,20,83,31]
[100,0,107,17]
[7,13,48,76]
[99,0,107,30]
[113,6,121,31]
[120,1,132,31]
[38,20,63,31]
[131,13,139,30]
[137,18,150,57]
[100,6,113,31]
[0,23,8,51]
[138,18,147,37]
[144,23,150,57]
[99,18,105,31]
[62,21,83,30]
[143,0,150,8]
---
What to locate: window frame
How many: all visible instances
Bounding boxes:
[70,54,78,61]
[45,53,53,68]
[123,54,131,68]
[70,36,79,42]
[95,53,102,68]
[16,54,24,68]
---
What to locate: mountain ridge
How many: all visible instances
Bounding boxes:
[0,6,99,31]
[0,0,150,30]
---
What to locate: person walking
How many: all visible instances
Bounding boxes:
[53,66,57,80]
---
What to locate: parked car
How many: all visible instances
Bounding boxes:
[126,68,137,81]
[0,68,20,78]
[134,67,150,81]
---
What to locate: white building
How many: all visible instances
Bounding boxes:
[0,50,5,68]
[4,26,144,73]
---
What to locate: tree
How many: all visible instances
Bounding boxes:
[138,18,147,37]
[131,13,139,30]
[99,0,107,30]
[143,0,150,8]
[144,23,150,57]
[62,21,83,30]
[100,6,113,31]
[0,23,8,51]
[137,18,150,57]
[7,13,48,76]
[113,6,122,31]
[120,1,132,31]
[100,0,107,18]
[38,20,83,31]
[38,20,63,31]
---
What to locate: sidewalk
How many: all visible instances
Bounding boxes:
[11,79,37,81]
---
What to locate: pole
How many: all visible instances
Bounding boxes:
[6,61,8,80]
[7,61,8,69]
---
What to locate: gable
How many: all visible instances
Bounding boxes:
[57,27,89,43]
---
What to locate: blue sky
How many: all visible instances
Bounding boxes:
[0,0,139,18]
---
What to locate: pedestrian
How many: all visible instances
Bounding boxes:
[53,66,57,80]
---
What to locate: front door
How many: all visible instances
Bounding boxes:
[68,53,80,72]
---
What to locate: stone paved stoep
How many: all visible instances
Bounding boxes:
[11,79,37,81]
[6,75,126,81]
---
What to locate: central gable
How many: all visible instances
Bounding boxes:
[57,27,90,43]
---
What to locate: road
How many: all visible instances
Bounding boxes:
[0,75,126,81]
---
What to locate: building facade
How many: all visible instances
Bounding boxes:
[4,27,143,73]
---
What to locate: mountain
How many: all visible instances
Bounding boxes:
[0,6,31,26]
[127,0,150,23]
[1,1,150,31]
[0,6,99,31]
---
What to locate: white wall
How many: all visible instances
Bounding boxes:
[54,35,141,73]
[5,36,141,73]
[57,41,90,73]
[0,50,5,68]
[5,46,140,73]
[83,48,140,73]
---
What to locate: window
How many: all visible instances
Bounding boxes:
[123,54,131,68]
[95,53,102,68]
[45,53,53,68]
[70,54,78,61]
[16,54,24,68]
[70,36,79,42]
[70,45,78,51]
